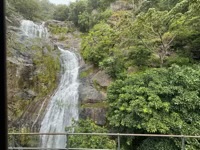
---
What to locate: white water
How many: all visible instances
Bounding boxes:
[49,0,76,5]
[20,20,48,38]
[20,20,79,149]
[39,47,79,148]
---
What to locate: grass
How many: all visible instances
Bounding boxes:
[81,101,108,108]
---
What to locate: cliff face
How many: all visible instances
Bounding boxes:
[79,66,112,125]
[6,17,61,130]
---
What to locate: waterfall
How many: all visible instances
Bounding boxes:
[20,20,48,38]
[39,47,79,148]
[20,19,79,149]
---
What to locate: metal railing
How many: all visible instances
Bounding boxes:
[8,132,200,150]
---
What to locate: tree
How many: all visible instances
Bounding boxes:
[107,65,200,149]
[99,48,126,78]
[9,0,41,20]
[81,22,117,66]
[129,8,178,67]
[53,5,68,21]
[39,0,56,20]
[169,0,200,60]
[68,0,88,26]
[128,45,152,66]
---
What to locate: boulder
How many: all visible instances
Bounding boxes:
[92,70,112,88]
[79,79,105,103]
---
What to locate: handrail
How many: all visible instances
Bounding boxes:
[8,148,112,150]
[8,132,200,150]
[8,132,200,138]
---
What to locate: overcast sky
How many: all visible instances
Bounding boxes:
[49,0,76,5]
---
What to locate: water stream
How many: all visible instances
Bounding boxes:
[20,20,79,149]
[40,48,79,148]
[20,20,48,38]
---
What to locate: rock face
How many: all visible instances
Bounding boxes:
[45,20,81,50]
[80,107,107,125]
[79,65,112,125]
[6,18,61,130]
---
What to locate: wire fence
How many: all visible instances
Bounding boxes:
[8,132,200,150]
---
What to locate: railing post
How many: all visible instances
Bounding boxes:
[117,133,120,150]
[12,134,14,148]
[181,136,185,150]
[66,133,69,150]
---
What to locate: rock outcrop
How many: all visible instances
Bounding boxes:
[79,65,112,125]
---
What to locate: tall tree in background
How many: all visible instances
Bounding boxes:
[8,0,41,20]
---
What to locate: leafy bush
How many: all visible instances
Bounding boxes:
[67,119,116,149]
[107,65,200,149]
[8,0,41,20]
[138,138,178,150]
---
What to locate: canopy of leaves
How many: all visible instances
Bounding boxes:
[8,0,40,20]
[53,4,69,21]
[81,22,117,65]
[81,0,200,78]
[7,0,56,21]
[107,65,200,149]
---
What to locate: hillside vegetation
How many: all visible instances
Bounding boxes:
[53,0,200,149]
[6,0,200,149]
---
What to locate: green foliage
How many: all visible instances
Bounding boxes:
[8,0,41,20]
[48,24,68,35]
[81,102,108,108]
[8,127,39,147]
[138,138,178,150]
[107,65,200,149]
[77,8,113,32]
[79,67,94,78]
[7,0,56,21]
[51,0,114,32]
[165,54,191,66]
[81,22,116,66]
[99,52,126,78]
[81,0,200,76]
[68,0,88,26]
[37,0,56,20]
[67,119,116,149]
[53,5,68,21]
[128,46,152,66]
[33,51,60,97]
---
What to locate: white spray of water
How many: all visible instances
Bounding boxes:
[20,20,79,149]
[39,47,79,148]
[20,20,48,38]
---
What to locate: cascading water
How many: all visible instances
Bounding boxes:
[39,47,79,148]
[20,20,79,149]
[20,20,48,38]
